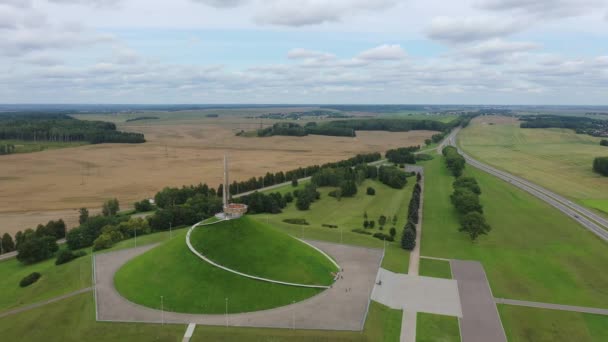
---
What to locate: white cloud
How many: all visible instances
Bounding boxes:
[47,0,124,7]
[254,0,399,26]
[287,48,335,60]
[479,0,604,18]
[192,0,250,8]
[427,16,525,44]
[455,39,539,63]
[357,44,407,60]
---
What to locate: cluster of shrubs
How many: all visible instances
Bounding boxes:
[20,272,41,288]
[378,165,408,189]
[593,157,608,176]
[55,249,86,265]
[415,154,434,161]
[366,187,376,195]
[442,146,466,177]
[373,232,394,242]
[601,139,608,147]
[294,183,321,210]
[12,220,65,264]
[385,146,419,164]
[322,224,338,229]
[283,218,309,225]
[401,177,422,250]
[449,176,491,241]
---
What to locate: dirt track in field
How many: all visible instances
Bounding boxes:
[0,118,433,235]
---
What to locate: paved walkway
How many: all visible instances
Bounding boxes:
[0,287,93,319]
[451,260,507,342]
[496,298,608,316]
[372,269,462,317]
[95,241,382,330]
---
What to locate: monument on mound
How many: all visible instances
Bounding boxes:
[220,155,248,219]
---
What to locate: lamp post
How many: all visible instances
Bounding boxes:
[292,300,295,330]
[161,296,164,325]
[134,225,137,247]
[225,298,228,327]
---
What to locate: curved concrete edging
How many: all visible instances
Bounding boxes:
[186,218,336,289]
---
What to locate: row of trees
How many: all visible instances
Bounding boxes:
[11,220,66,264]
[442,146,466,177]
[0,113,145,144]
[0,143,16,155]
[386,146,419,164]
[401,175,422,250]
[449,175,491,241]
[593,157,608,176]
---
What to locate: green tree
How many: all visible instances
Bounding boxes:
[378,215,387,227]
[425,139,432,146]
[459,211,491,241]
[291,177,299,187]
[363,220,369,229]
[366,187,376,195]
[392,215,398,226]
[16,235,59,264]
[79,208,89,225]
[389,227,397,239]
[450,188,483,214]
[296,194,311,210]
[102,198,120,216]
[339,180,358,197]
[401,228,416,250]
[2,233,16,253]
[369,220,375,229]
[93,233,114,251]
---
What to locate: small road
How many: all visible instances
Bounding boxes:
[0,287,93,319]
[448,130,608,242]
[451,260,507,342]
[495,298,608,316]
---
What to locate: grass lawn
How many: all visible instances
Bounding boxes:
[458,116,608,216]
[251,178,412,273]
[115,229,323,314]
[190,301,402,342]
[419,258,451,279]
[498,305,608,342]
[0,292,185,342]
[0,227,185,313]
[0,139,88,154]
[421,156,608,308]
[190,216,338,285]
[416,312,460,342]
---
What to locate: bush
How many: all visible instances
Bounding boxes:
[284,192,294,203]
[20,272,41,287]
[322,224,338,229]
[415,153,434,161]
[351,228,372,235]
[55,249,86,265]
[282,218,309,225]
[93,233,114,251]
[366,187,376,195]
[601,139,608,147]
[373,232,394,242]
[593,157,608,176]
[17,235,59,265]
[134,199,153,212]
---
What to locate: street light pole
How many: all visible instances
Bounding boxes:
[170,222,173,239]
[225,298,228,327]
[292,300,295,330]
[134,226,137,247]
[161,296,164,325]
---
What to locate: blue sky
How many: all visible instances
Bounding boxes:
[0,0,607,104]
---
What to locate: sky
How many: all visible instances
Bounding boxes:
[0,0,607,105]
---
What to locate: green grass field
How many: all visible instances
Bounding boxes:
[0,292,400,342]
[0,228,185,313]
[190,216,337,285]
[498,305,608,342]
[251,178,412,273]
[0,292,185,342]
[416,312,460,342]
[419,258,451,279]
[458,117,608,215]
[190,301,401,342]
[421,156,608,308]
[0,139,87,154]
[114,229,323,314]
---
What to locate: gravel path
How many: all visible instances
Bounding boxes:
[0,287,93,319]
[495,298,608,315]
[95,241,382,331]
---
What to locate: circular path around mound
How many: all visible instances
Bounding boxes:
[96,241,383,331]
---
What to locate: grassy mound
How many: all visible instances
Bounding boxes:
[190,216,337,286]
[114,229,324,314]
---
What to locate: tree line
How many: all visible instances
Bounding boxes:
[520,115,608,138]
[0,143,16,155]
[0,113,145,144]
[0,220,66,264]
[386,146,419,165]
[442,146,466,177]
[441,150,492,241]
[593,157,608,176]
[401,173,422,250]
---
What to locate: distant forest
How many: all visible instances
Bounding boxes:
[255,115,473,138]
[125,116,159,122]
[0,113,145,144]
[520,115,608,137]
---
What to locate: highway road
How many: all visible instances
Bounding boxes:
[445,128,608,242]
